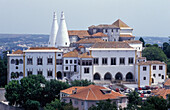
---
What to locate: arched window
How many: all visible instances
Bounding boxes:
[57,71,62,79]
[152,78,154,83]
[11,59,15,64]
[94,73,100,80]
[20,72,23,76]
[19,59,23,64]
[126,72,133,81]
[104,72,112,80]
[15,59,19,65]
[115,72,123,80]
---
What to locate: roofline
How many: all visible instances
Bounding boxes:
[23,50,63,53]
[7,54,23,56]
[89,48,135,50]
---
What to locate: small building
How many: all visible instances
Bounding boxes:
[60,85,127,110]
[164,79,170,89]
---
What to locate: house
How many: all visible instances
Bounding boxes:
[60,85,128,110]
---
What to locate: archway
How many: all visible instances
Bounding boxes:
[126,72,133,81]
[115,72,123,80]
[57,71,62,79]
[15,59,19,65]
[104,72,112,80]
[94,73,100,80]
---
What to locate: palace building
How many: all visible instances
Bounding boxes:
[7,12,167,87]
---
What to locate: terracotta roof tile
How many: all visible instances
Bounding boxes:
[112,19,130,28]
[68,30,90,38]
[76,38,105,44]
[92,32,108,37]
[137,57,146,59]
[92,42,132,48]
[67,85,125,100]
[28,47,58,50]
[120,35,135,37]
[61,86,85,94]
[88,24,119,29]
[152,88,170,99]
[12,50,23,54]
[138,61,165,65]
[123,40,142,44]
[164,79,170,86]
[63,50,79,58]
[79,52,93,58]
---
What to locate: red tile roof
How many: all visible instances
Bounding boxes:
[76,38,105,44]
[123,40,142,44]
[152,88,170,99]
[120,35,135,37]
[92,32,108,37]
[67,85,125,100]
[12,50,23,54]
[63,50,79,58]
[164,79,170,86]
[68,30,90,38]
[137,61,165,65]
[79,52,93,58]
[61,86,85,94]
[112,19,130,28]
[92,42,132,48]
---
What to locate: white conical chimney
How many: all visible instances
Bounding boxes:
[48,12,58,47]
[55,11,70,48]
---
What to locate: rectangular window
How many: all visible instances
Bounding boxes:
[65,60,68,64]
[27,58,33,65]
[82,60,92,66]
[74,65,77,72]
[27,71,32,76]
[111,58,116,65]
[162,75,164,79]
[65,66,68,70]
[74,60,77,64]
[74,100,78,105]
[159,66,163,70]
[143,67,147,71]
[47,70,52,77]
[56,59,62,65]
[84,68,89,74]
[128,57,133,64]
[70,60,72,64]
[58,54,61,56]
[37,70,43,75]
[37,58,43,65]
[102,58,107,65]
[47,58,53,65]
[120,58,125,65]
[153,66,156,70]
[93,58,99,65]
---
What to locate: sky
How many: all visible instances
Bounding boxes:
[0,0,170,37]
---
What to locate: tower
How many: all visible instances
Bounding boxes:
[55,11,70,48]
[48,12,58,47]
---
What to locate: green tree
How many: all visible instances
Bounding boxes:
[89,99,117,110]
[142,46,167,62]
[70,79,94,86]
[145,44,152,47]
[139,37,145,47]
[140,96,167,110]
[126,91,142,110]
[25,99,40,110]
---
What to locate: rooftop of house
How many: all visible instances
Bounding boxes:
[123,40,142,44]
[137,57,146,60]
[75,38,105,44]
[164,79,170,86]
[112,19,130,28]
[120,35,135,38]
[28,47,58,50]
[152,88,170,99]
[61,86,85,94]
[92,42,132,48]
[68,30,90,38]
[79,52,93,58]
[62,85,125,101]
[137,61,165,65]
[91,32,108,37]
[63,50,79,58]
[12,50,23,54]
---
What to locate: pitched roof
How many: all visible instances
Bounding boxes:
[137,57,146,59]
[88,24,119,29]
[67,85,124,100]
[68,30,90,38]
[137,61,165,65]
[61,86,85,94]
[123,40,142,44]
[112,19,130,28]
[12,50,23,54]
[28,47,58,50]
[63,50,78,58]
[79,52,93,58]
[152,88,170,99]
[120,35,135,37]
[92,32,108,37]
[76,38,105,44]
[164,79,170,86]
[92,42,132,48]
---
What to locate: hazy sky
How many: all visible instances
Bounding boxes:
[0,0,170,37]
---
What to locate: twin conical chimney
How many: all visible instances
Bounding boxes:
[55,11,70,48]
[48,12,58,47]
